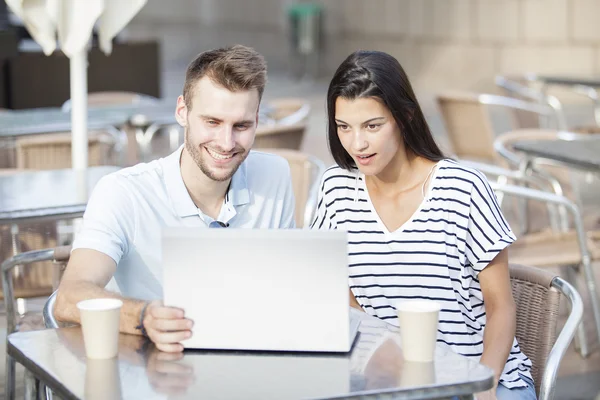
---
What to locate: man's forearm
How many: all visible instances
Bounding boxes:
[480,310,515,382]
[55,281,147,335]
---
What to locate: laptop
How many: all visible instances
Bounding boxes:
[162,228,360,353]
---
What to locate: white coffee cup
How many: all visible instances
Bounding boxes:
[395,300,441,362]
[77,298,123,359]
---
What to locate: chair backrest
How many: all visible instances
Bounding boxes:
[0,223,59,301]
[509,264,559,394]
[509,264,583,399]
[263,98,311,125]
[436,92,498,162]
[254,124,306,150]
[61,91,158,112]
[43,290,59,329]
[1,246,71,334]
[495,75,568,131]
[254,98,310,150]
[437,91,560,164]
[43,247,71,329]
[255,149,325,228]
[15,128,124,169]
[496,75,542,129]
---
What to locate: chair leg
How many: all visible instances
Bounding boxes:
[579,257,600,349]
[5,354,16,400]
[43,384,54,400]
[24,369,39,400]
[564,265,589,357]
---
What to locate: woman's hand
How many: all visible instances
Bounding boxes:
[476,387,498,400]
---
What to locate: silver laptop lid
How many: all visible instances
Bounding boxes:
[162,228,351,352]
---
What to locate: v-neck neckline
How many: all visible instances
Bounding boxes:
[358,161,442,236]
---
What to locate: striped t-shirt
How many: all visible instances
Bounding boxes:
[311,159,532,389]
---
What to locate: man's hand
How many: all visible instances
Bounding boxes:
[143,300,194,353]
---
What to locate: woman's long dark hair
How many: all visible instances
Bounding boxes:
[327,50,445,170]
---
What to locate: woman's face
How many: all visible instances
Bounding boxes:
[335,96,404,176]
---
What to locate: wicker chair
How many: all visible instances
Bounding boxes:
[15,127,125,170]
[2,246,71,400]
[255,98,310,150]
[436,91,558,164]
[510,264,583,400]
[256,149,325,228]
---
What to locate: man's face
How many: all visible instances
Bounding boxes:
[176,76,259,182]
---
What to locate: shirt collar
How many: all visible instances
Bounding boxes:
[162,146,250,218]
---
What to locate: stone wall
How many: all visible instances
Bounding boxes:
[127,0,600,101]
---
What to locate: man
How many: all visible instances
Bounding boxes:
[55,45,296,353]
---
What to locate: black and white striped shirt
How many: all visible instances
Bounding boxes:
[312,159,532,389]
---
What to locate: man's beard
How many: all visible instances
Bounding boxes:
[184,128,249,182]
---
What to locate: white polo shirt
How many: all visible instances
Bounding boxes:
[72,147,296,300]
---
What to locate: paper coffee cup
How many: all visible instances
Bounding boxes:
[77,298,123,359]
[396,300,441,362]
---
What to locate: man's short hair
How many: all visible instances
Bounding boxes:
[182,45,267,110]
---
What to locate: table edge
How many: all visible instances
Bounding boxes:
[513,142,600,172]
[7,336,80,400]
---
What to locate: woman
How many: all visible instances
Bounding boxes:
[312,50,535,400]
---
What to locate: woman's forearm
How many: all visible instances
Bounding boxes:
[480,305,516,382]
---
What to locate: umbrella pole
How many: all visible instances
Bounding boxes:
[70,50,88,170]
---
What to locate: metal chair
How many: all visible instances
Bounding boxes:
[256,149,326,228]
[495,128,600,229]
[43,290,59,329]
[496,74,600,133]
[436,92,565,235]
[62,91,160,164]
[509,264,583,400]
[2,246,71,400]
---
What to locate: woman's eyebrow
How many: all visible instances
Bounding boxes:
[334,117,385,125]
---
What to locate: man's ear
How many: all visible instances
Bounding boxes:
[175,95,187,127]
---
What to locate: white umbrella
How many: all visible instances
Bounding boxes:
[5,0,146,170]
